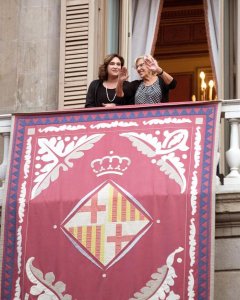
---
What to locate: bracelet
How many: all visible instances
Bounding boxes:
[159,69,164,75]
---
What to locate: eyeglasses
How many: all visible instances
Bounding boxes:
[136,62,145,69]
[109,62,122,67]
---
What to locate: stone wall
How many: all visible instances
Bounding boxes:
[0,0,60,114]
[215,193,240,300]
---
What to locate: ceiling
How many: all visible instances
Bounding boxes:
[154,0,209,59]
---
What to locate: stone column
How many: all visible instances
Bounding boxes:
[0,0,61,114]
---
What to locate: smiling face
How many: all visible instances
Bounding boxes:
[107,57,122,78]
[135,58,150,79]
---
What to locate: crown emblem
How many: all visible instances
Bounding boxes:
[91,151,131,176]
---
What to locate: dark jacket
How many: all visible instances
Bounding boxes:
[85,80,133,108]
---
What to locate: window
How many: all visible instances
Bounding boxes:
[59,0,97,109]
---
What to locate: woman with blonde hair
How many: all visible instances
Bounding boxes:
[117,55,177,104]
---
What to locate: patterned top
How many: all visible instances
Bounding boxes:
[135,80,162,104]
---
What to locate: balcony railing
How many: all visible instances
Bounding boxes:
[217,99,240,193]
[0,101,240,205]
[0,114,11,205]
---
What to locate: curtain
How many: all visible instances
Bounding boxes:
[130,0,162,79]
[204,0,220,89]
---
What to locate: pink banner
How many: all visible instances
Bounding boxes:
[0,102,220,299]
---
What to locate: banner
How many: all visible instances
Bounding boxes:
[0,102,220,299]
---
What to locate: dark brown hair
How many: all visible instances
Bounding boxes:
[98,53,124,81]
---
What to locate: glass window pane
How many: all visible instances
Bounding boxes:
[107,0,120,53]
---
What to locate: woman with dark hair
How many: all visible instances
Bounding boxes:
[85,53,133,108]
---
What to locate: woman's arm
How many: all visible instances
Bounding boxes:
[116,67,129,97]
[85,81,98,107]
[156,68,174,85]
[116,68,137,105]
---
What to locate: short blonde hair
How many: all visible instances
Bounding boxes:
[134,56,145,68]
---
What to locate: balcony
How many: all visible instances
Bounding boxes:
[0,102,240,235]
[215,99,240,238]
[217,99,240,192]
[0,114,11,207]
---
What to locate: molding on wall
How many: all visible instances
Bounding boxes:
[216,193,240,237]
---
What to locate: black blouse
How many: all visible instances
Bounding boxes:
[85,80,133,107]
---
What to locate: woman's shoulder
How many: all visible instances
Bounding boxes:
[90,79,101,85]
[87,79,102,90]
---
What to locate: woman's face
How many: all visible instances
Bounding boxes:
[107,57,122,78]
[136,58,149,79]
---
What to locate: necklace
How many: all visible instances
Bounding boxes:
[105,86,117,102]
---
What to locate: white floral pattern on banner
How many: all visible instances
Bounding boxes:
[129,247,184,300]
[143,118,192,125]
[187,125,202,299]
[90,121,138,129]
[38,124,86,133]
[14,136,32,299]
[25,257,72,299]
[31,134,104,199]
[120,130,189,193]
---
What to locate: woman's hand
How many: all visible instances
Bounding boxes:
[116,67,128,98]
[145,55,174,84]
[102,103,116,107]
[118,67,129,82]
[144,55,162,74]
